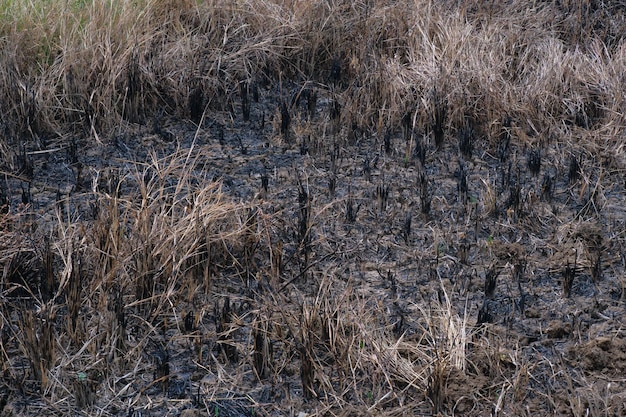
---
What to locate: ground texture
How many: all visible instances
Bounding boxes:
[2,80,626,416]
[1,1,626,416]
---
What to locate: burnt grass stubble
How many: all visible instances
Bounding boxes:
[1,72,626,416]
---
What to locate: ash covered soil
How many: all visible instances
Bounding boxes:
[2,80,626,416]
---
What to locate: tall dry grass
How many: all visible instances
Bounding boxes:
[1,0,624,149]
[0,149,253,409]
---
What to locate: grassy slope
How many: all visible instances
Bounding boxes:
[1,1,625,416]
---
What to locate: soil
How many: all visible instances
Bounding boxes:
[2,79,626,416]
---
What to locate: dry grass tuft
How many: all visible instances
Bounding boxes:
[0,150,251,413]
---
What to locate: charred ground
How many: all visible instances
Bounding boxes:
[1,1,626,416]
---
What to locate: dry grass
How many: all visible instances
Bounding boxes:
[1,0,626,416]
[1,149,250,409]
[1,0,624,145]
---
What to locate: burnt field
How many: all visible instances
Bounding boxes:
[1,1,626,416]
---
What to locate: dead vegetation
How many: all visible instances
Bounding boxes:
[1,0,626,416]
